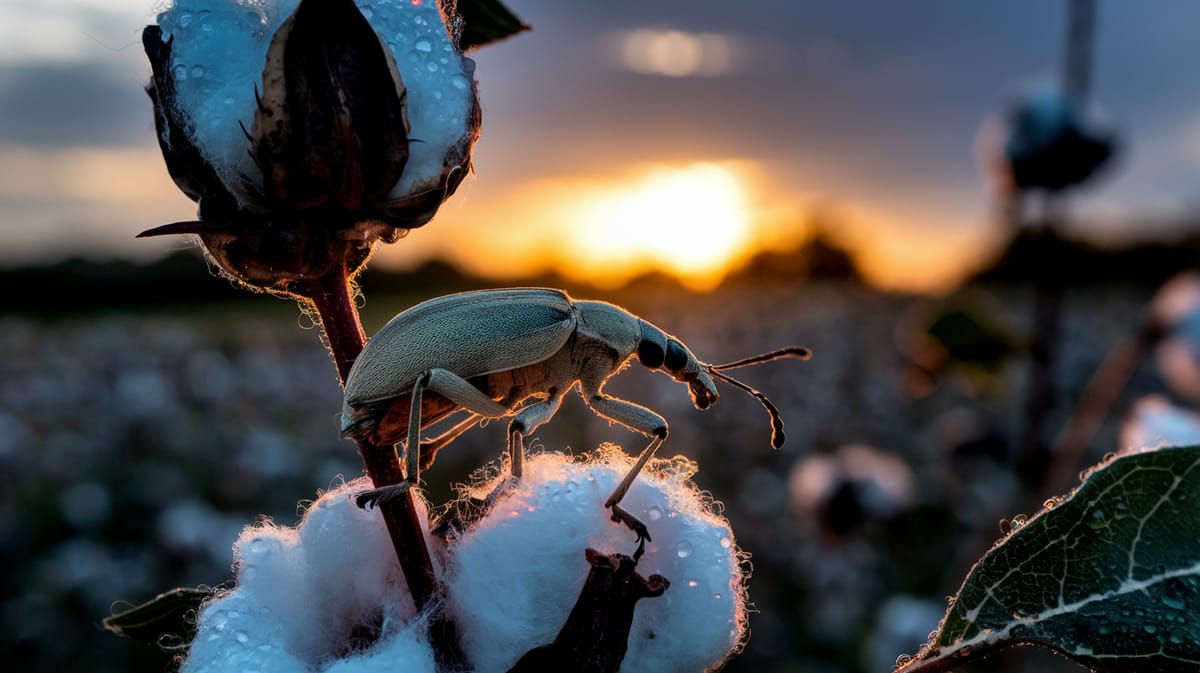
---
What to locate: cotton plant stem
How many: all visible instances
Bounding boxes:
[301,271,460,665]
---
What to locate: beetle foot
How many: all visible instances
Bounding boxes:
[354,482,412,510]
[608,504,652,561]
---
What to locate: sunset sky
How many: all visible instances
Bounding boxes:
[3,1,1200,293]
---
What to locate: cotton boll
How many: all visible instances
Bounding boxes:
[299,478,416,616]
[153,0,476,207]
[182,591,309,673]
[320,622,436,673]
[446,447,747,673]
[180,481,433,673]
[1121,395,1200,451]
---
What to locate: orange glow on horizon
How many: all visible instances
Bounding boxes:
[375,160,986,295]
[386,160,788,291]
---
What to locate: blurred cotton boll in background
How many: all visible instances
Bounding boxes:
[1150,272,1200,402]
[1120,395,1200,452]
[788,443,917,540]
[976,81,1118,202]
[180,449,747,673]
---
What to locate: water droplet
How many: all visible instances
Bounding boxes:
[687,579,699,588]
[895,654,913,667]
[646,506,663,521]
[173,64,188,81]
[720,536,732,549]
[427,62,439,73]
[248,537,268,554]
[451,74,470,90]
[714,592,722,600]
[1009,514,1028,530]
[362,7,374,19]
[415,40,433,53]
[1162,594,1186,610]
[413,14,426,25]
[236,631,250,644]
[432,90,443,100]
[178,12,194,28]
[676,540,693,558]
[1144,624,1158,635]
[190,65,205,78]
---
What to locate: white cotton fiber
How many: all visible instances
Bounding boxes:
[182,452,748,673]
[445,447,748,673]
[179,477,435,673]
[153,0,475,206]
[1121,395,1200,451]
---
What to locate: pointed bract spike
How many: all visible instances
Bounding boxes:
[136,220,211,238]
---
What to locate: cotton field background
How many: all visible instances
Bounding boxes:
[3,267,1183,673]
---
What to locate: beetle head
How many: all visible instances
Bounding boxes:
[637,320,719,410]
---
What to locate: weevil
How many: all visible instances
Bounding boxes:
[341,287,810,552]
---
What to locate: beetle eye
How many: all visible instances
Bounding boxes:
[638,340,665,368]
[665,339,689,371]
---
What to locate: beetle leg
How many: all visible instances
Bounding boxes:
[506,392,565,479]
[417,412,482,472]
[580,385,669,553]
[357,369,510,510]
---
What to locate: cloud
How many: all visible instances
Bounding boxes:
[0,61,152,147]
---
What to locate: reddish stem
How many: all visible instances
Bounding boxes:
[301,272,437,614]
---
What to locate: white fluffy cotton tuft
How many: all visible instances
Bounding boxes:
[446,447,749,673]
[154,0,475,205]
[180,477,435,673]
[181,449,748,673]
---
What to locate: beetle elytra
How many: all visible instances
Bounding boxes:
[341,287,810,553]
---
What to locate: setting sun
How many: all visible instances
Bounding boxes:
[563,163,753,289]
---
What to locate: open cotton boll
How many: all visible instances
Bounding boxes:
[1121,395,1200,451]
[180,478,435,673]
[153,0,475,206]
[446,447,748,673]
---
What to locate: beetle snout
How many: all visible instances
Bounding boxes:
[688,378,719,410]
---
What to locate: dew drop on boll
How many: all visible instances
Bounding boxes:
[415,40,433,52]
[676,540,694,558]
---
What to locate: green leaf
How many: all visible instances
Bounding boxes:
[899,446,1200,673]
[103,586,217,646]
[455,0,530,51]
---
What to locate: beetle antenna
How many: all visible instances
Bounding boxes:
[710,346,812,371]
[709,368,787,449]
